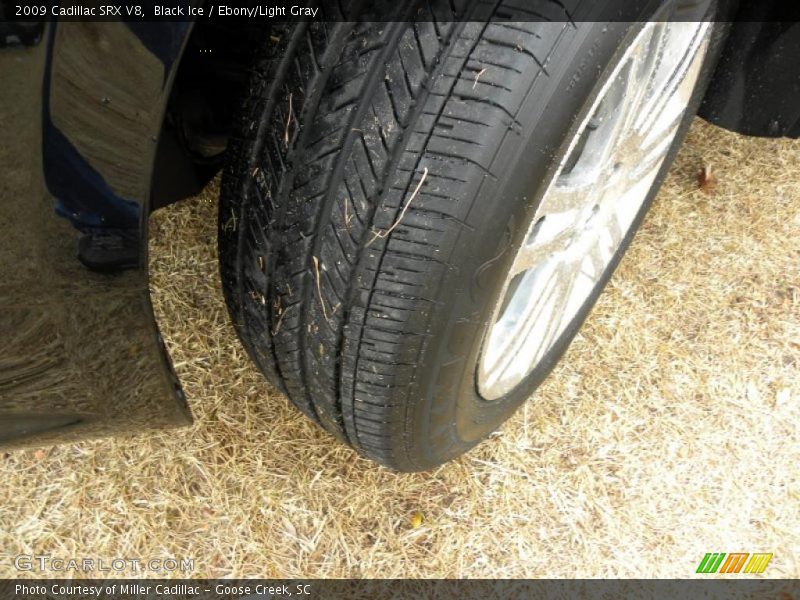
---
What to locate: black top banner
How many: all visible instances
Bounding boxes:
[2,0,800,23]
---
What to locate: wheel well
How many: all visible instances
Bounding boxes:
[151,22,268,210]
[699,2,800,138]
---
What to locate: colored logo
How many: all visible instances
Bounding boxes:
[696,553,773,574]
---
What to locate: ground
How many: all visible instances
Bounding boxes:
[1,120,798,579]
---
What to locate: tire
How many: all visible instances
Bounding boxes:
[219,0,727,471]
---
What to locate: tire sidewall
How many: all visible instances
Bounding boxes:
[404,16,729,469]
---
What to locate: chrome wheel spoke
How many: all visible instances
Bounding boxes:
[624,122,680,182]
[529,257,582,362]
[536,179,594,217]
[635,23,711,137]
[510,229,573,277]
[484,264,560,386]
[617,23,662,135]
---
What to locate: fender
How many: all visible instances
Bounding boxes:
[0,23,193,447]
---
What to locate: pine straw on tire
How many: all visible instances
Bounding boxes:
[1,120,798,579]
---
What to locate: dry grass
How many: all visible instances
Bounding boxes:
[1,120,798,578]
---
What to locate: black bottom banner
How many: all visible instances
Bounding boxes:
[2,579,799,600]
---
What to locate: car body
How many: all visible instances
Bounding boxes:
[1,8,798,450]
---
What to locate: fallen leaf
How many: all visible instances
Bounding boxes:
[409,511,424,529]
[697,164,716,194]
